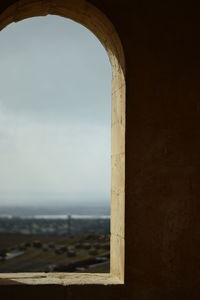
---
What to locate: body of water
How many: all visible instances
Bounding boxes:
[0,214,110,220]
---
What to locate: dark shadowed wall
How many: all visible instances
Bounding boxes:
[1,0,200,299]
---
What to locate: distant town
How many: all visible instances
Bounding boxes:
[0,205,110,273]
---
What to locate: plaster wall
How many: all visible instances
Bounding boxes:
[1,0,200,299]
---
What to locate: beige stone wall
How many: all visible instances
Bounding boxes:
[1,0,200,299]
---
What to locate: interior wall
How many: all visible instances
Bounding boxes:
[1,0,200,299]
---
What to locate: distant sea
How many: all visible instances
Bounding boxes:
[0,205,110,220]
[0,214,110,220]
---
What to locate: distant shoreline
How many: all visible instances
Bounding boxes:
[0,214,110,220]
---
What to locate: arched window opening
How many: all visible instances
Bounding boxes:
[0,15,111,273]
[0,0,125,285]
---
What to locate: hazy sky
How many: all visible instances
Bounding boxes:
[0,15,112,206]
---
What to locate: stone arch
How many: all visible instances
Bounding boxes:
[0,0,125,285]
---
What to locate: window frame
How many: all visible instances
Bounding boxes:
[0,0,125,285]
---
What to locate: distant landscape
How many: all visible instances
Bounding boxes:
[0,205,110,273]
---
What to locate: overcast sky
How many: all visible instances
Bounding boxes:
[0,15,112,207]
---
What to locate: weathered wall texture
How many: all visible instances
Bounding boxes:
[1,0,200,299]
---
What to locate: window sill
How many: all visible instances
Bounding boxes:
[0,272,124,285]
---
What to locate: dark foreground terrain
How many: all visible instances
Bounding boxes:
[0,217,110,273]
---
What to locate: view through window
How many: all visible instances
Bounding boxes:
[0,15,111,273]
